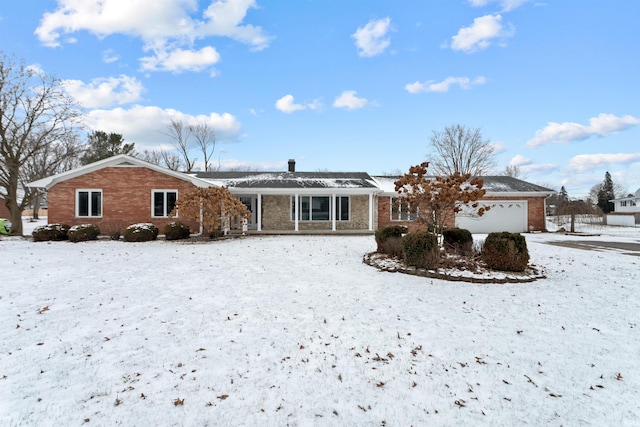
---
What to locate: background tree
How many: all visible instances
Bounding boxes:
[394,161,488,241]
[427,124,496,176]
[164,119,195,171]
[0,52,81,235]
[503,164,528,179]
[596,171,615,213]
[80,131,135,165]
[191,122,216,172]
[589,177,625,207]
[171,187,249,237]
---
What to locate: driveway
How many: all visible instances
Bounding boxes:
[544,239,640,257]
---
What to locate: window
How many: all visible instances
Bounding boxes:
[291,196,350,221]
[391,197,417,221]
[77,189,102,217]
[152,190,177,217]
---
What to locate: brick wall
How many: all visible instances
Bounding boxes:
[0,197,10,218]
[47,167,201,235]
[377,195,548,232]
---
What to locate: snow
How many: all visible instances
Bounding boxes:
[1,219,639,426]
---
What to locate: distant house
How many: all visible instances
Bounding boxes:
[373,175,554,234]
[0,197,10,219]
[28,155,554,235]
[607,188,640,226]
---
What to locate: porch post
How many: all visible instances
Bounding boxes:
[368,193,374,231]
[294,194,299,232]
[257,193,262,231]
[332,194,337,231]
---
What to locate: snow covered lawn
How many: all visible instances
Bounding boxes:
[1,222,639,426]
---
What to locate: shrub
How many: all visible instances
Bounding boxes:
[32,223,70,242]
[482,232,530,272]
[443,228,473,254]
[401,230,439,270]
[164,221,191,241]
[68,224,101,243]
[375,225,407,257]
[123,223,159,242]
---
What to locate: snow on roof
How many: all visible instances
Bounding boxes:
[372,175,554,195]
[190,171,378,190]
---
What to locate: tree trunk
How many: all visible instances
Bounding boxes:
[570,211,576,233]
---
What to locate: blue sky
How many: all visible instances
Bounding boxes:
[1,0,639,197]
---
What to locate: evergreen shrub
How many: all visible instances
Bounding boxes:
[68,224,100,243]
[443,228,473,254]
[401,230,439,269]
[164,221,191,241]
[32,223,70,242]
[123,223,158,242]
[374,225,407,258]
[482,232,530,272]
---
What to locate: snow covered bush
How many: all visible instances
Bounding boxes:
[375,225,406,258]
[443,227,473,254]
[32,223,70,242]
[164,221,190,241]
[482,232,529,272]
[67,224,100,243]
[123,223,158,242]
[401,230,439,269]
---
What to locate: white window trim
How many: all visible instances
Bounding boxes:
[151,189,178,218]
[290,195,350,222]
[76,189,102,218]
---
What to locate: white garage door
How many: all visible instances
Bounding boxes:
[456,200,528,233]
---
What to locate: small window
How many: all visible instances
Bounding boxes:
[77,190,102,217]
[335,196,350,221]
[152,190,178,217]
[391,197,417,221]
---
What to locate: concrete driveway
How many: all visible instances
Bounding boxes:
[545,239,640,257]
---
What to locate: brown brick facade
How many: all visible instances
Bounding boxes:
[47,167,201,235]
[377,195,547,233]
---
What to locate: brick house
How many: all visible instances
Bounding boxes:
[27,155,211,235]
[0,197,10,219]
[190,160,378,233]
[29,155,553,235]
[373,175,553,233]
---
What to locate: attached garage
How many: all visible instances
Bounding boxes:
[456,200,528,233]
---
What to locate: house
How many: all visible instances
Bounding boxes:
[27,155,212,235]
[373,175,554,234]
[189,160,378,233]
[28,155,553,236]
[607,188,640,226]
[0,197,10,219]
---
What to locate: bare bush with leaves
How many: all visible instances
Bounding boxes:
[171,187,249,237]
[394,162,488,239]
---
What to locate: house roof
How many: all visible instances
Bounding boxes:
[27,154,213,190]
[189,171,379,194]
[372,175,555,196]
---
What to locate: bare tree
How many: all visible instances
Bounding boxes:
[503,164,528,179]
[138,149,164,166]
[191,122,216,172]
[160,151,184,171]
[164,119,195,171]
[427,124,496,176]
[0,53,82,235]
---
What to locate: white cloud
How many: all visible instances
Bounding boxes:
[63,75,145,108]
[405,76,486,93]
[218,158,287,171]
[35,0,271,71]
[333,91,369,110]
[468,0,531,12]
[450,14,514,53]
[274,95,322,114]
[140,46,221,73]
[568,153,640,172]
[275,95,306,114]
[509,154,531,166]
[102,49,119,63]
[527,114,640,147]
[352,17,391,57]
[84,105,242,148]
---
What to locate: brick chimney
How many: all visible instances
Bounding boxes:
[288,159,295,172]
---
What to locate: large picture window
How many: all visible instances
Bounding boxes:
[291,196,350,221]
[153,190,177,217]
[391,197,417,221]
[77,189,102,217]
